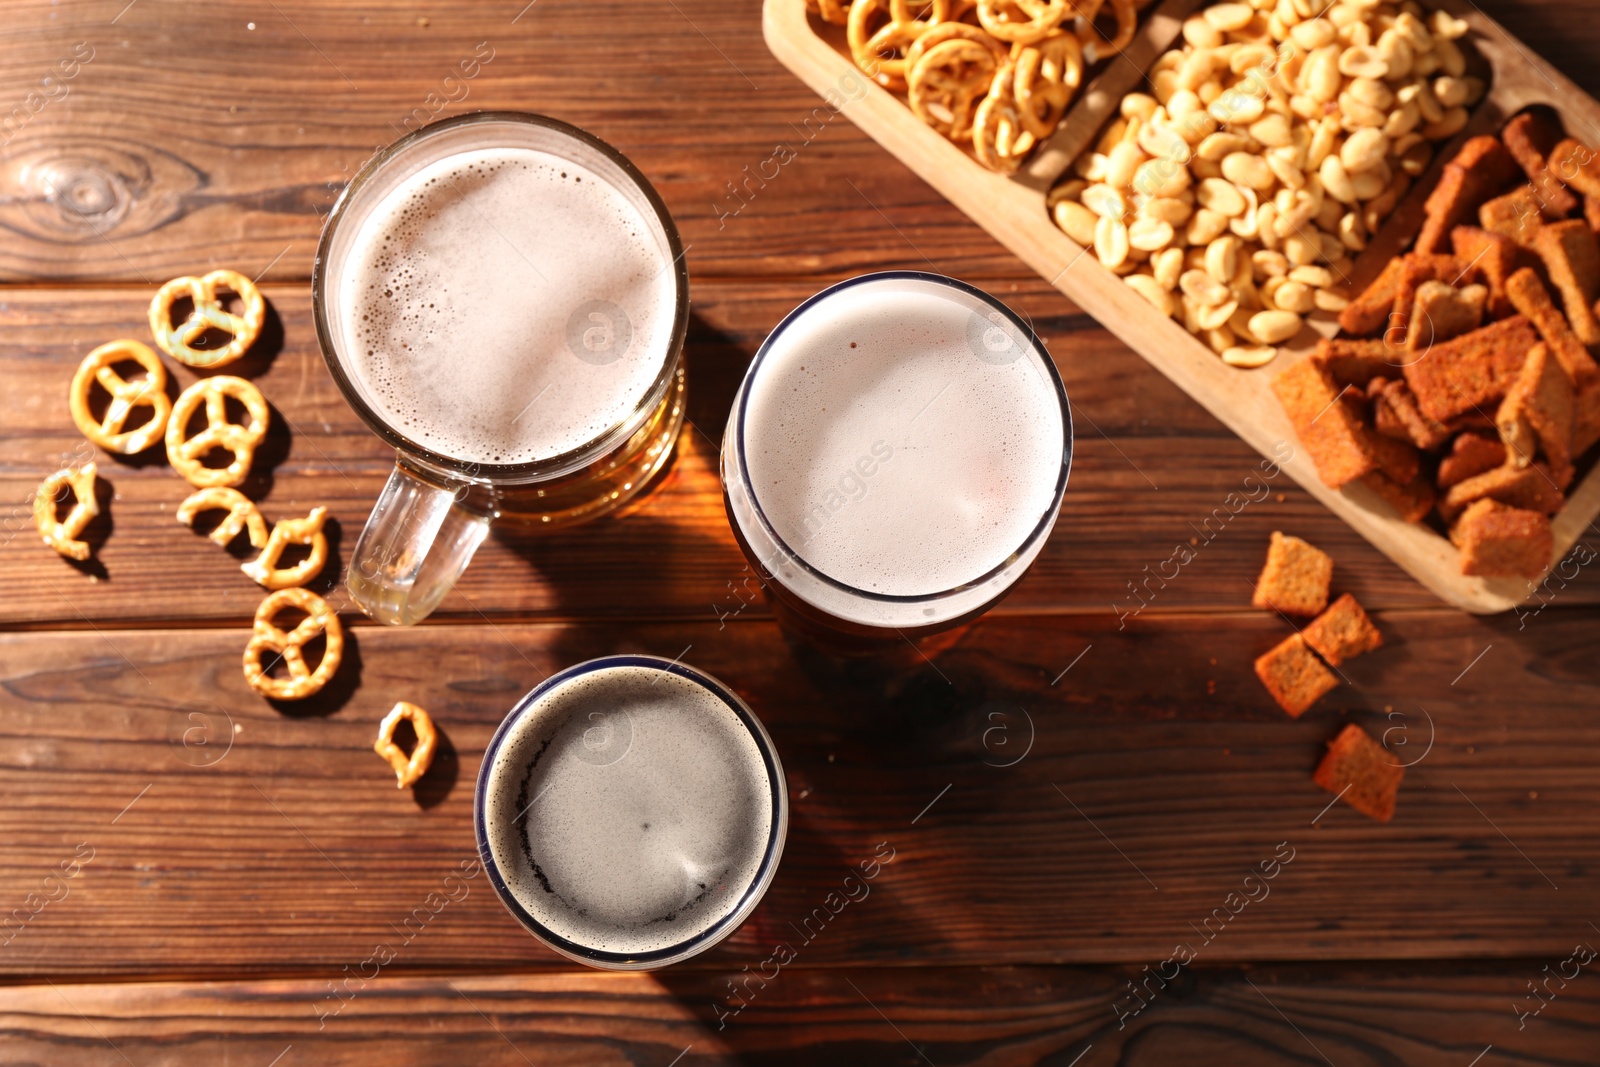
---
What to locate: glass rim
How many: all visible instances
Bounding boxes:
[732,270,1074,607]
[311,110,690,483]
[473,654,788,970]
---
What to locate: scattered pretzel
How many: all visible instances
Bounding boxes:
[177,487,269,550]
[148,269,265,369]
[1074,0,1136,60]
[68,340,172,455]
[1013,31,1081,138]
[973,63,1036,173]
[33,464,99,561]
[242,587,343,701]
[166,376,270,488]
[241,506,329,590]
[976,0,1070,44]
[374,702,438,789]
[848,0,929,89]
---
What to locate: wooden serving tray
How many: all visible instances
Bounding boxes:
[764,0,1600,613]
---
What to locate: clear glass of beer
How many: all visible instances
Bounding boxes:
[313,112,689,625]
[722,272,1072,643]
[476,655,788,969]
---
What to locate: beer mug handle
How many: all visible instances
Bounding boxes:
[346,457,493,626]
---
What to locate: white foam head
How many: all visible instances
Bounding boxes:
[480,660,783,963]
[726,274,1069,626]
[333,141,677,467]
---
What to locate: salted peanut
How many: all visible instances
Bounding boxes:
[1288,264,1334,288]
[1053,199,1098,244]
[1435,37,1465,77]
[1274,279,1316,312]
[1432,75,1470,108]
[1229,191,1263,239]
[1204,324,1238,353]
[1290,93,1320,120]
[1169,88,1205,118]
[1198,178,1248,217]
[1254,249,1290,277]
[1188,207,1232,245]
[1197,299,1239,330]
[1206,235,1242,283]
[1393,11,1433,51]
[1223,344,1279,366]
[1315,195,1344,233]
[1223,153,1275,190]
[1421,107,1468,141]
[1095,216,1131,268]
[1303,45,1342,101]
[1211,89,1265,125]
[1349,168,1387,200]
[1411,46,1441,78]
[1129,217,1176,251]
[1340,128,1390,174]
[1347,77,1394,113]
[1307,116,1340,169]
[1430,8,1468,40]
[1122,93,1160,121]
[1184,14,1225,48]
[1126,273,1179,316]
[1104,142,1146,189]
[1081,184,1128,218]
[1230,43,1277,75]
[1320,155,1358,203]
[1251,308,1304,342]
[1181,268,1234,307]
[1338,44,1387,79]
[1229,306,1262,344]
[1399,81,1443,125]
[1398,140,1432,177]
[1314,288,1350,311]
[1142,197,1193,226]
[1377,31,1414,81]
[1153,247,1186,290]
[374,702,437,789]
[1250,112,1294,147]
[1291,18,1336,49]
[1339,94,1389,130]
[1134,159,1192,198]
[1198,131,1255,161]
[1265,150,1303,190]
[1384,101,1421,139]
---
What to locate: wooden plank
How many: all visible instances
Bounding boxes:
[762,0,1600,614]
[8,282,1596,628]
[2,612,1596,978]
[3,963,1597,1064]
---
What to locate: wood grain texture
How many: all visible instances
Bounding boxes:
[8,281,1599,628]
[763,0,1600,612]
[4,963,1596,1065]
[2,612,1596,978]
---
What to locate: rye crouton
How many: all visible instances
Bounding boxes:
[1385,256,1481,350]
[1496,343,1575,483]
[1480,186,1550,248]
[1437,432,1508,488]
[1450,499,1554,578]
[1255,633,1339,718]
[1534,220,1600,345]
[1501,108,1580,217]
[1408,281,1487,350]
[1418,136,1521,255]
[1302,593,1383,667]
[1451,226,1523,318]
[1273,358,1382,489]
[1504,267,1600,389]
[1339,257,1407,336]
[1319,337,1396,387]
[1402,315,1538,423]
[1361,469,1436,523]
[1573,379,1600,455]
[1440,463,1566,522]
[1373,379,1453,450]
[1314,724,1404,823]
[1252,531,1334,616]
[1550,138,1600,199]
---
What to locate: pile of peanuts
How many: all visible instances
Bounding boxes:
[1049,0,1485,367]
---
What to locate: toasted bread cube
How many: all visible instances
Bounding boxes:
[1502,109,1579,217]
[1504,267,1600,389]
[1402,315,1538,423]
[1367,432,1421,487]
[1440,462,1566,522]
[1586,194,1600,238]
[1302,593,1383,667]
[1385,255,1480,350]
[1319,338,1396,387]
[1480,187,1550,248]
[1451,226,1523,319]
[1419,137,1521,255]
[1255,633,1339,718]
[1340,257,1408,336]
[1408,281,1487,350]
[1534,220,1600,345]
[1253,532,1334,616]
[1550,138,1600,199]
[1575,379,1600,455]
[1314,724,1404,823]
[1373,380,1452,451]
[1496,343,1575,483]
[1451,499,1554,578]
[1360,468,1436,523]
[1274,358,1382,489]
[1438,432,1507,489]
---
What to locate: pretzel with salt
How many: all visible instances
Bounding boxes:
[241,506,329,590]
[849,0,931,89]
[374,702,438,789]
[33,464,99,561]
[148,269,265,369]
[69,340,172,455]
[909,37,999,140]
[242,587,343,700]
[973,62,1037,172]
[1013,30,1082,138]
[177,487,269,549]
[975,0,1069,44]
[166,376,270,488]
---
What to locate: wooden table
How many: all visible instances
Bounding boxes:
[3,1,1598,1062]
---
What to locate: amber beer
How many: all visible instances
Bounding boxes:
[722,272,1072,644]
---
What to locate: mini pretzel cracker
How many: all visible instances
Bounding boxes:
[908,36,998,140]
[148,269,265,369]
[374,702,438,789]
[242,587,343,701]
[241,506,329,590]
[176,487,269,550]
[976,0,1068,44]
[33,464,99,561]
[69,339,172,455]
[166,376,270,488]
[973,63,1035,173]
[1013,31,1081,139]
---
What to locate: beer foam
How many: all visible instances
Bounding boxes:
[337,146,676,465]
[739,277,1067,597]
[483,665,776,958]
